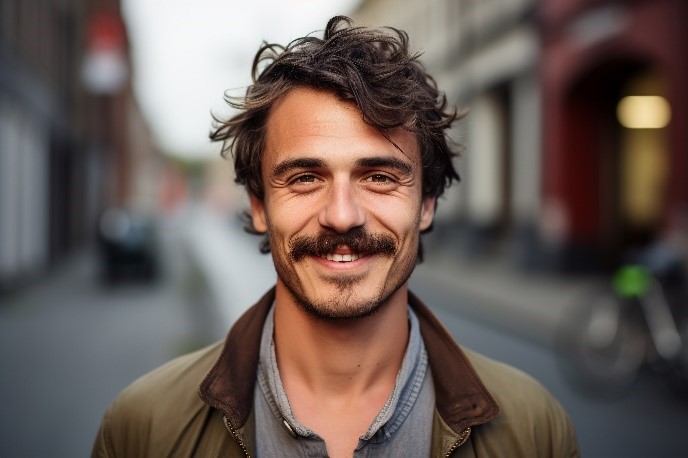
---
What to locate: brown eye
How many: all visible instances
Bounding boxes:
[369,174,391,183]
[296,175,316,183]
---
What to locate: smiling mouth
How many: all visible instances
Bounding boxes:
[320,253,361,262]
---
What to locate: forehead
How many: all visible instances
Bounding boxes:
[263,87,419,167]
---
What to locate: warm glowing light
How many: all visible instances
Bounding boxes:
[617,95,672,129]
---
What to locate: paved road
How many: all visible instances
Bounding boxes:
[0,251,201,457]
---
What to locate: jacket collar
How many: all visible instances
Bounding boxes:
[408,290,500,433]
[199,287,500,434]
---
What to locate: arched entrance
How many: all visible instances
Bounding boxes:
[561,59,671,269]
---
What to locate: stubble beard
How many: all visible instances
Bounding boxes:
[276,258,416,321]
[271,228,419,321]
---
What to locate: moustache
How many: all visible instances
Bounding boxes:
[289,227,397,262]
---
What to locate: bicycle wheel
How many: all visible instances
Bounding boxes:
[559,289,647,396]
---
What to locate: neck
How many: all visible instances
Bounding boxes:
[273,281,410,397]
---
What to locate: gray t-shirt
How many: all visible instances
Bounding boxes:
[254,305,434,457]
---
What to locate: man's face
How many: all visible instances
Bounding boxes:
[250,87,435,320]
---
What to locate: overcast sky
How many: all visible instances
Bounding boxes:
[122,0,360,159]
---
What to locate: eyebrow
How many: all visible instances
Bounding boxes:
[272,158,325,178]
[270,155,414,178]
[356,157,414,175]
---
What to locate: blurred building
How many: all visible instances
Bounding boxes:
[541,0,687,272]
[0,0,158,292]
[353,0,687,272]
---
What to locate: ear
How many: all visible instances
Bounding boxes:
[419,196,436,231]
[248,193,268,233]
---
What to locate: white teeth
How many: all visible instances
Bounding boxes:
[323,253,360,262]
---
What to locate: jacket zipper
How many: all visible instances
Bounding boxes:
[445,427,471,457]
[223,415,251,457]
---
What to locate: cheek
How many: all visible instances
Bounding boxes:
[266,198,317,239]
[366,199,423,242]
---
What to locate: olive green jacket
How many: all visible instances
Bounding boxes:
[93,288,579,457]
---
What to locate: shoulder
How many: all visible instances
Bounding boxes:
[112,341,224,417]
[93,342,224,457]
[462,348,579,457]
[463,348,553,408]
[118,341,224,403]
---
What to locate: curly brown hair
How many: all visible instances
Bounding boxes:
[210,16,463,252]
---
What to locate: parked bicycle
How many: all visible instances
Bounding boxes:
[559,244,688,400]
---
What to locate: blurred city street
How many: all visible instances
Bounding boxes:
[1,206,687,457]
[0,256,192,456]
[0,204,274,457]
[1,0,687,457]
[0,214,192,456]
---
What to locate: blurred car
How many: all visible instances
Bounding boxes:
[97,208,159,284]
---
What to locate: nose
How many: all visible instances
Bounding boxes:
[319,180,366,233]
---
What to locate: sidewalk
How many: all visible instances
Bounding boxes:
[181,204,275,334]
[412,247,601,346]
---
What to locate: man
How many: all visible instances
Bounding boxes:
[93,16,578,457]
